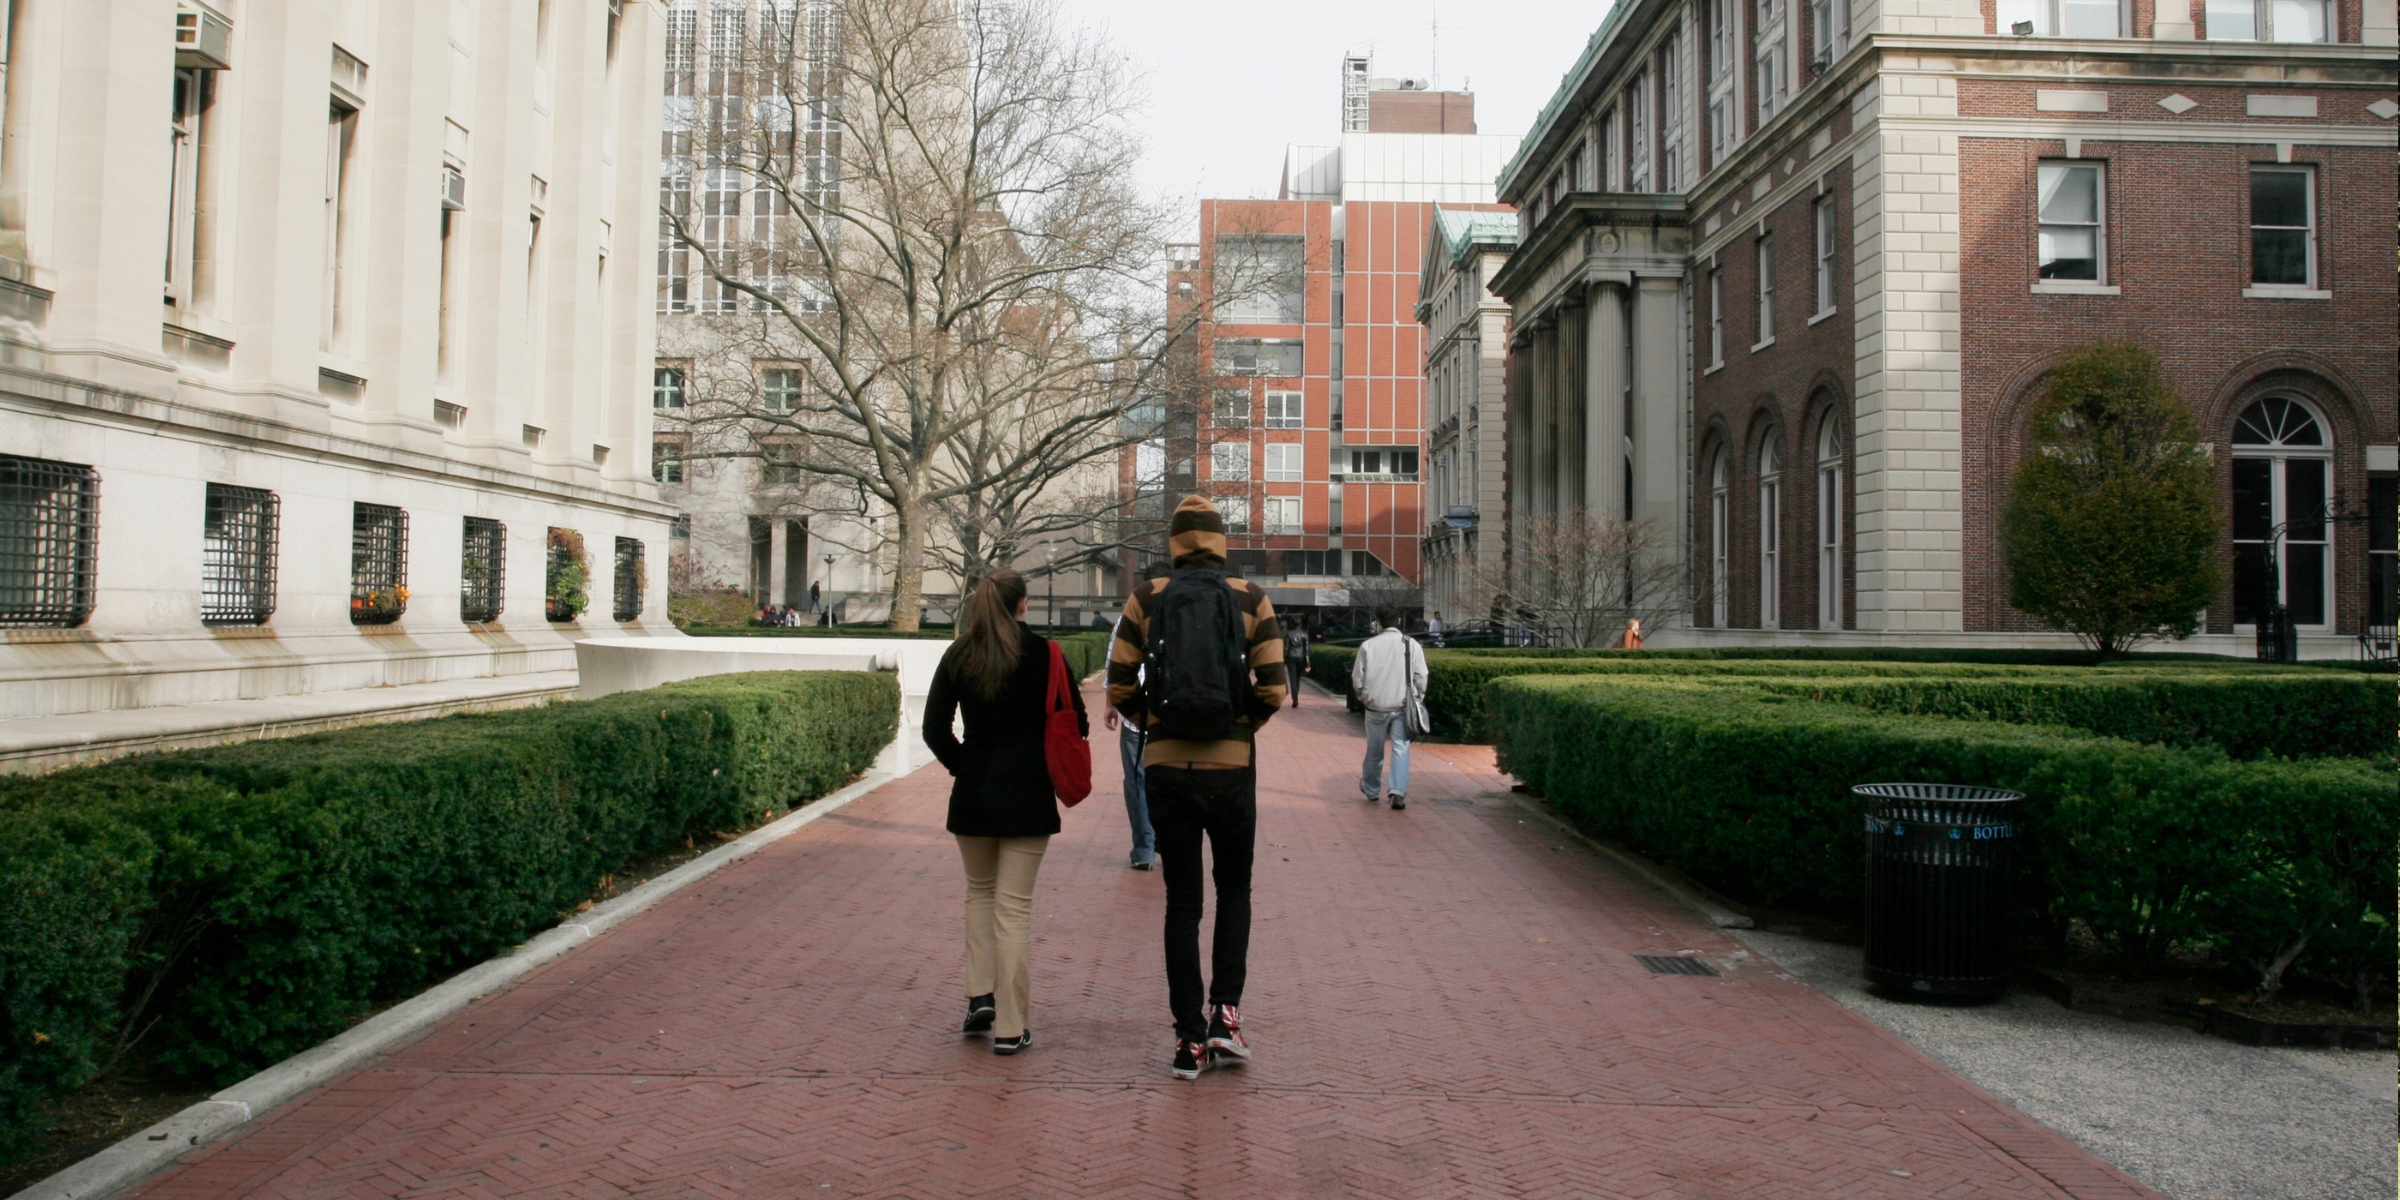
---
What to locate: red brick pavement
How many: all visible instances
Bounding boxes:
[126,685,2165,1200]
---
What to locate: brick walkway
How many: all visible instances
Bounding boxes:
[128,686,2163,1200]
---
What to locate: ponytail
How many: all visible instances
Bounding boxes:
[950,569,1027,700]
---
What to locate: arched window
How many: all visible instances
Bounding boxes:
[1816,415,1843,630]
[1758,435,1781,629]
[1710,449,1730,626]
[2231,397,2332,628]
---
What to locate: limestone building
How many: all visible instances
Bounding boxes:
[0,0,676,748]
[1491,0,2397,654]
[1414,209,1519,622]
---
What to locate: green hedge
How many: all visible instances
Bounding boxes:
[1488,675,2393,992]
[0,670,896,1158]
[1053,631,1111,679]
[1437,645,2259,665]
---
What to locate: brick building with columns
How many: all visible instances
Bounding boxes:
[1488,0,2396,654]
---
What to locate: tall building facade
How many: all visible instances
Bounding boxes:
[1157,60,1518,624]
[1415,209,1519,622]
[1490,0,2396,653]
[0,0,674,733]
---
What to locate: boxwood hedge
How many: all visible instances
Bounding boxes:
[1488,674,2393,997]
[0,670,896,1158]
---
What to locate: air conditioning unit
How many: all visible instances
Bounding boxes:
[441,166,467,211]
[175,4,233,71]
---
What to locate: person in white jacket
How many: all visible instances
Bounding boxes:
[1350,607,1428,810]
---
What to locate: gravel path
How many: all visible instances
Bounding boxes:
[1734,928,2396,1200]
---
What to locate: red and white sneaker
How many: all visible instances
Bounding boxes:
[1172,1040,1210,1080]
[1205,1004,1252,1063]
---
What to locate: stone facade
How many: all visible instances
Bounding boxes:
[1415,210,1519,623]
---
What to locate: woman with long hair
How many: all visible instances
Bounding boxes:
[922,568,1086,1055]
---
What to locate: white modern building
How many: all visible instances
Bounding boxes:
[0,0,677,765]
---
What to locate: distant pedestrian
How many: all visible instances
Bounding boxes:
[1426,611,1445,638]
[1105,613,1156,871]
[1350,607,1427,811]
[809,580,822,613]
[923,568,1087,1056]
[1108,495,1286,1080]
[1283,624,1311,707]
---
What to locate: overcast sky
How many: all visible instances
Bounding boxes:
[1046,0,1616,210]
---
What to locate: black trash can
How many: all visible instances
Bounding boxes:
[1856,782,2024,999]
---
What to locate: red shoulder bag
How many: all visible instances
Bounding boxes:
[1043,642,1092,805]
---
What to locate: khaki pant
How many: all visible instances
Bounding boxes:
[955,834,1049,1038]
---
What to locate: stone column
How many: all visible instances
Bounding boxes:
[1632,275,1684,544]
[1586,285,1628,523]
[1506,333,1533,555]
[1558,299,1588,514]
[1530,319,1557,518]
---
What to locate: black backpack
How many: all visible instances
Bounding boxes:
[1142,568,1252,742]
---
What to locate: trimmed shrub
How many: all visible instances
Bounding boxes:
[0,670,896,1157]
[1488,675,2393,996]
[1052,631,1111,679]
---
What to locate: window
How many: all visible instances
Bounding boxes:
[2249,167,2315,287]
[166,67,216,309]
[1215,236,1306,323]
[1756,54,1781,123]
[461,517,506,624]
[323,102,359,351]
[1344,448,1421,478]
[1708,268,1725,367]
[760,366,803,414]
[1218,496,1250,535]
[2203,0,2328,39]
[1710,450,1730,626]
[1265,443,1304,482]
[2036,162,2104,281]
[759,440,803,486]
[1212,442,1251,482]
[1816,417,1843,629]
[1659,39,1684,192]
[1601,108,1621,190]
[0,457,99,629]
[1264,390,1304,429]
[613,537,645,621]
[1348,551,1387,577]
[2370,476,2397,627]
[2231,397,2331,627]
[1758,438,1781,628]
[1628,73,1651,192]
[653,439,685,484]
[1213,388,1252,429]
[350,503,409,626]
[1214,338,1303,377]
[1811,0,1849,65]
[1814,195,1838,313]
[654,365,687,410]
[2000,0,2123,35]
[1755,235,1776,344]
[1264,496,1303,535]
[202,484,278,626]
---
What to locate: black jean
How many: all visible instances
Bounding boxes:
[1146,765,1256,1043]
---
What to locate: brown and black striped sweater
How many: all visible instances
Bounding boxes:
[1107,565,1286,768]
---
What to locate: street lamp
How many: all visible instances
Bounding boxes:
[821,552,835,626]
[1044,542,1057,630]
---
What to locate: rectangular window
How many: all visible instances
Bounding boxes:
[2249,167,2314,287]
[202,484,278,626]
[2036,161,2104,281]
[1264,390,1304,429]
[1218,495,1250,535]
[1213,388,1252,429]
[1214,338,1304,377]
[654,365,687,410]
[1601,108,1620,190]
[1264,495,1303,535]
[323,102,359,351]
[1214,236,1306,323]
[1345,448,1420,478]
[760,365,803,413]
[1708,269,1725,366]
[1265,443,1304,481]
[0,456,100,629]
[653,439,685,484]
[166,67,214,308]
[1755,234,1776,344]
[759,441,802,487]
[1659,39,1684,192]
[2369,476,2397,626]
[1349,550,1386,577]
[2203,0,2327,38]
[1814,195,1837,313]
[1628,74,1651,193]
[350,503,409,626]
[2002,0,2124,35]
[1212,442,1251,482]
[613,537,645,621]
[461,517,506,624]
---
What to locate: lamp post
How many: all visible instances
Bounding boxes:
[821,552,835,625]
[1044,542,1057,630]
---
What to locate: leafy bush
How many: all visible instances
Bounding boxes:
[1052,631,1111,679]
[1488,675,2392,1000]
[0,671,896,1158]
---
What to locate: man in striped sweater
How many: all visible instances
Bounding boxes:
[1108,494,1286,1078]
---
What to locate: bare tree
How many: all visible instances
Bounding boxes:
[661,0,1259,630]
[1465,514,1687,648]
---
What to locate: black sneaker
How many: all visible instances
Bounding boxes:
[1205,1004,1252,1063]
[1171,1039,1210,1080]
[992,1030,1032,1055]
[963,994,996,1034]
[1389,794,1406,810]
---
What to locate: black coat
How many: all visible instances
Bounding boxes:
[923,625,1088,838]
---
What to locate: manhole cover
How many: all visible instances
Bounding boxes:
[1634,954,1721,977]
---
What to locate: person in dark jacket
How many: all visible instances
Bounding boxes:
[922,568,1086,1056]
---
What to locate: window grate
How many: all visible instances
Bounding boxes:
[1634,954,1721,977]
[0,456,100,628]
[613,536,644,621]
[461,517,506,624]
[349,503,409,625]
[202,484,278,625]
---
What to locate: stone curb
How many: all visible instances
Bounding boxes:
[9,768,900,1200]
[1504,794,1756,930]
